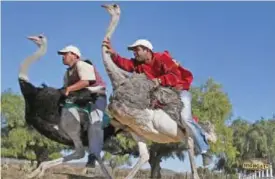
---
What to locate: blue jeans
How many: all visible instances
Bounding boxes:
[180,91,209,154]
[88,95,106,158]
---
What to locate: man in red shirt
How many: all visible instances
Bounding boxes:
[103,39,209,154]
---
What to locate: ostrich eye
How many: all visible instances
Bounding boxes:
[113,4,117,8]
[38,35,43,39]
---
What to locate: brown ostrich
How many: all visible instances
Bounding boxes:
[101,4,217,179]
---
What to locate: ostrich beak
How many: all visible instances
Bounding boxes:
[27,36,39,42]
[101,4,108,9]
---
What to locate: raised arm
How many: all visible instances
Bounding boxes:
[103,39,135,72]
[111,53,135,72]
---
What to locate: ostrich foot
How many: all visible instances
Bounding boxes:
[37,168,46,178]
[27,166,42,178]
[27,158,63,178]
[27,163,46,178]
[81,167,88,175]
[192,173,200,179]
[85,167,97,175]
[96,157,113,179]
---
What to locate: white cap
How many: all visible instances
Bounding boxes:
[127,39,153,51]
[58,45,81,57]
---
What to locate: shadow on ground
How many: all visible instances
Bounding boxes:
[66,173,105,179]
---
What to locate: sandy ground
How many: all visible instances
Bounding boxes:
[1,164,108,179]
[1,163,181,179]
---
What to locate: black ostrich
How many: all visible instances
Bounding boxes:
[18,34,118,179]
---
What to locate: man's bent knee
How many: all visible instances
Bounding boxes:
[180,91,192,103]
[180,91,193,121]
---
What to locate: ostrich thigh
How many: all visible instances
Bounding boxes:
[152,109,180,137]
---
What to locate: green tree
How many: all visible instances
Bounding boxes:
[263,118,275,174]
[103,152,132,174]
[1,89,67,166]
[148,143,186,178]
[217,118,251,173]
[230,117,275,173]
[191,78,237,172]
[102,132,137,175]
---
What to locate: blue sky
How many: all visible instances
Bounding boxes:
[2,1,275,172]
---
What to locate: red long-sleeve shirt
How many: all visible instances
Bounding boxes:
[111,51,193,90]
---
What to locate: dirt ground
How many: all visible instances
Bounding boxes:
[1,163,182,179]
[1,164,108,179]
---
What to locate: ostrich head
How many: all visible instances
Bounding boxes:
[19,33,48,99]
[101,4,121,16]
[27,34,47,47]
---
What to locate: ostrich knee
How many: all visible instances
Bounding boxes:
[139,141,150,162]
[132,133,150,163]
[62,133,85,162]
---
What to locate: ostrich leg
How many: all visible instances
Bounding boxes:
[125,133,150,179]
[27,109,86,178]
[187,137,200,179]
[27,109,112,179]
[95,155,113,179]
[26,134,85,178]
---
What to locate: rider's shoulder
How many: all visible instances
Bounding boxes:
[76,60,93,67]
[154,50,173,63]
[75,60,94,71]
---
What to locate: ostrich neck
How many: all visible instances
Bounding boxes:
[19,45,47,81]
[102,13,129,89]
[105,14,119,40]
